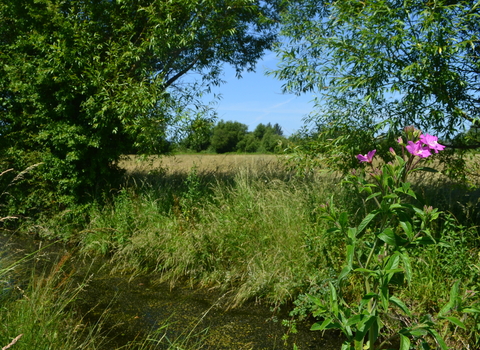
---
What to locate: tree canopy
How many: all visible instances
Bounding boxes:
[210,120,248,153]
[0,0,279,208]
[270,0,480,171]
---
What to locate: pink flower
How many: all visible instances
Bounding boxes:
[406,141,431,158]
[420,134,445,153]
[357,149,376,163]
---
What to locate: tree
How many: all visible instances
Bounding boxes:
[210,120,248,153]
[0,0,279,208]
[237,132,261,153]
[236,122,287,153]
[272,122,283,136]
[176,104,216,153]
[271,0,480,171]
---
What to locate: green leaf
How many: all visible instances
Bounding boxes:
[399,334,411,350]
[346,244,355,268]
[346,314,363,327]
[338,266,352,282]
[365,192,382,202]
[427,328,448,350]
[384,252,400,270]
[339,211,349,229]
[400,252,412,284]
[443,316,466,330]
[357,212,378,237]
[400,221,414,241]
[329,281,339,316]
[347,227,357,241]
[439,281,460,317]
[377,228,397,246]
[407,328,428,337]
[311,318,333,331]
[360,293,378,308]
[461,307,480,313]
[390,296,412,316]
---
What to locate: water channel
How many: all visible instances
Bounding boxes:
[0,233,343,349]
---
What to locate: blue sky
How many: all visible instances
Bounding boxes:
[202,52,317,136]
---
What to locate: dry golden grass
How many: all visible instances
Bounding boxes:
[119,154,288,175]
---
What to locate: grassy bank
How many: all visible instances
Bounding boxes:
[7,154,480,348]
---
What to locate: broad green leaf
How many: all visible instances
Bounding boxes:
[347,227,357,241]
[408,328,428,337]
[354,315,378,346]
[346,314,363,327]
[400,221,414,241]
[339,211,349,229]
[365,192,382,202]
[357,212,378,237]
[399,334,411,350]
[327,227,341,234]
[360,293,378,308]
[378,228,397,246]
[380,284,389,311]
[384,268,403,275]
[384,252,400,270]
[346,244,355,267]
[307,294,324,307]
[311,318,333,331]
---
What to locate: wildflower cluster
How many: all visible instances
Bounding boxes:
[357,128,445,164]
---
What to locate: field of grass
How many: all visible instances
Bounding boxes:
[3,153,480,349]
[119,154,286,175]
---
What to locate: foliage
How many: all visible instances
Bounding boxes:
[237,122,287,153]
[0,0,279,210]
[271,0,480,173]
[176,111,216,153]
[210,120,249,153]
[307,127,480,349]
[12,153,480,347]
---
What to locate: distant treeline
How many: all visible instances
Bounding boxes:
[176,120,296,154]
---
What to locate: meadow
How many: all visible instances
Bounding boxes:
[2,153,480,349]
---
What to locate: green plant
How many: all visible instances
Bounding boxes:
[308,127,480,349]
[0,252,107,350]
[178,166,204,222]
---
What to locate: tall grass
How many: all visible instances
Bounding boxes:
[81,165,343,308]
[14,154,480,347]
[0,251,108,350]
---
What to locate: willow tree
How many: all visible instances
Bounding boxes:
[0,0,279,208]
[271,0,480,172]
